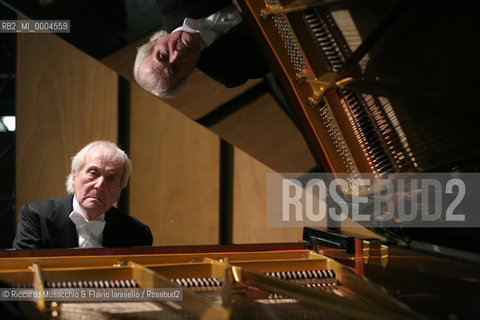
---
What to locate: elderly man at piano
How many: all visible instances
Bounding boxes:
[13,141,153,250]
[133,0,271,98]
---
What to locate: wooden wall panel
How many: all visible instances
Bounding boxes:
[210,92,316,173]
[129,84,220,246]
[233,147,302,243]
[16,32,118,217]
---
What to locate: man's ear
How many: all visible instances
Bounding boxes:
[72,171,77,187]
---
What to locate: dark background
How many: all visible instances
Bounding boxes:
[0,3,16,248]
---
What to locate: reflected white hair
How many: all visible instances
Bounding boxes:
[133,30,186,98]
[65,141,132,193]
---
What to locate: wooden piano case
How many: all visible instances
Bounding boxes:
[0,242,430,320]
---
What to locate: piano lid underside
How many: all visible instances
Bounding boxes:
[360,2,480,172]
[238,0,480,175]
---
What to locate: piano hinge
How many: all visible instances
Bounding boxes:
[295,70,353,106]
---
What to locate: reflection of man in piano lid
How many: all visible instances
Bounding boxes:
[133,2,269,98]
[13,141,153,250]
[134,29,202,98]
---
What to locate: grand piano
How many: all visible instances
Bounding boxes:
[1,0,480,319]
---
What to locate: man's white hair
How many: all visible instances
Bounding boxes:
[133,30,186,98]
[65,141,132,193]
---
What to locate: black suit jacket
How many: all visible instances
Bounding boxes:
[13,194,153,250]
[156,0,269,87]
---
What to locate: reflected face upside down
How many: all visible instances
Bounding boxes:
[138,31,202,92]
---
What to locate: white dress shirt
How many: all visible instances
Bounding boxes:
[69,196,106,248]
[171,4,243,49]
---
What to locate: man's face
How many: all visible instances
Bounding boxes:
[138,31,201,91]
[72,148,123,219]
